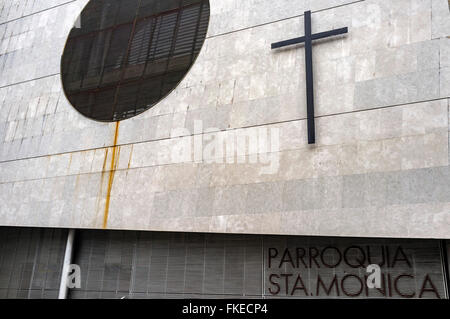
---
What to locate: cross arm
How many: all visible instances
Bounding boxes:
[271,27,348,50]
[311,27,348,41]
[271,36,306,49]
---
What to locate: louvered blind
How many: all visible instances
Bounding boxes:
[0,227,67,299]
[69,231,264,299]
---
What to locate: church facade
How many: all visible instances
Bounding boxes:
[0,0,449,298]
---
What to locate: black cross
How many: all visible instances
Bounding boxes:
[271,11,348,144]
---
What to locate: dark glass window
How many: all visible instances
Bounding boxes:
[61,0,210,122]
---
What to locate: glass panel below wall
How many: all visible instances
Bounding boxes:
[69,230,448,299]
[0,227,448,299]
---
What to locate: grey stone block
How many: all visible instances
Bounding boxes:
[282,179,315,211]
[195,187,216,217]
[213,185,248,216]
[246,182,283,214]
[354,68,440,110]
[342,174,366,208]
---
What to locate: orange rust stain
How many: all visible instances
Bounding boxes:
[128,144,134,169]
[102,121,120,229]
[95,148,109,224]
[102,148,109,172]
[99,147,109,198]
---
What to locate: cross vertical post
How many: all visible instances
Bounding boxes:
[304,11,315,144]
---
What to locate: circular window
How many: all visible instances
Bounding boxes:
[61,0,210,122]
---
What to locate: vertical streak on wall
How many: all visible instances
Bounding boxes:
[103,121,120,229]
[128,144,134,169]
[95,148,109,225]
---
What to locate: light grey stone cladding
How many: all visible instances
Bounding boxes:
[0,0,449,239]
